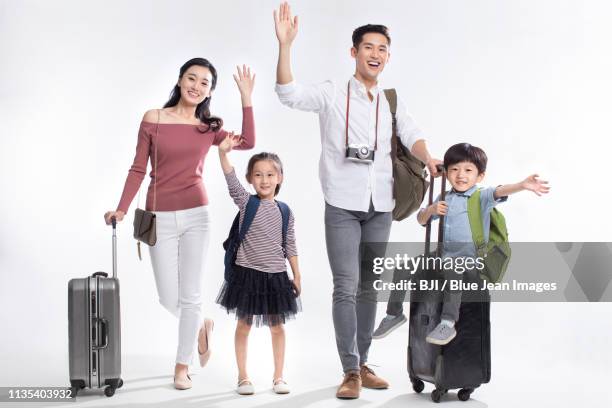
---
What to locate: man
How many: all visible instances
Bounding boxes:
[273,2,441,399]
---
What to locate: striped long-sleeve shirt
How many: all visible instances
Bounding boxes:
[225,168,298,273]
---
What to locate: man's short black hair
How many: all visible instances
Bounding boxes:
[443,143,488,174]
[352,24,391,49]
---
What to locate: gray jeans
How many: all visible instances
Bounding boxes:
[385,267,409,317]
[325,201,392,373]
[386,262,466,322]
[441,267,463,322]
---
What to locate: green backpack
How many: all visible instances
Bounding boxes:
[467,189,511,283]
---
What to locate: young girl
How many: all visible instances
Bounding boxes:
[216,134,302,395]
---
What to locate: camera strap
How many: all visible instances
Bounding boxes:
[345,80,380,150]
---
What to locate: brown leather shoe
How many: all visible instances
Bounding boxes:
[336,372,361,399]
[360,365,389,389]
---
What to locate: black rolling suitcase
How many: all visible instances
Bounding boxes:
[68,217,123,397]
[407,169,491,403]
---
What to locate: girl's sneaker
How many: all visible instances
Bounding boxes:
[237,379,255,395]
[273,378,290,394]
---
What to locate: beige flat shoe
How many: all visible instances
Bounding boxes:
[198,318,214,367]
[174,374,192,390]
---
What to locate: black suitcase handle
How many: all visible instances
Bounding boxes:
[111,217,117,278]
[92,272,108,278]
[424,164,446,257]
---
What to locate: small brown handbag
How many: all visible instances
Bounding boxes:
[133,110,160,260]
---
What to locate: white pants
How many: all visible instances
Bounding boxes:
[149,205,211,365]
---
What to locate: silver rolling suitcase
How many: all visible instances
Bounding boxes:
[68,217,123,397]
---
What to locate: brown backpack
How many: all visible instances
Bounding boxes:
[384,89,429,221]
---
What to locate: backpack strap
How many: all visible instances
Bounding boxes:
[276,200,291,257]
[238,195,261,243]
[467,189,486,256]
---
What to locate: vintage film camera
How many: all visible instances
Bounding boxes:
[346,143,375,163]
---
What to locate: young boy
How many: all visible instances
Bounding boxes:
[417,142,550,345]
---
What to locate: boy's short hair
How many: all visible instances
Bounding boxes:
[443,143,488,174]
[352,24,391,49]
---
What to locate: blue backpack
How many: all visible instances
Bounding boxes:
[222,195,291,281]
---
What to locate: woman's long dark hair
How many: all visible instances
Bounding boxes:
[163,58,223,132]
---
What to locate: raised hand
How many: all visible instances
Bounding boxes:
[522,174,550,196]
[274,2,298,46]
[233,65,255,106]
[218,132,243,154]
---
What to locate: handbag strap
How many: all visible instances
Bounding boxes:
[153,109,159,211]
[135,109,160,211]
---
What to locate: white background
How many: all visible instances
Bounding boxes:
[1,0,611,407]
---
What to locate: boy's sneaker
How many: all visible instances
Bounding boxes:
[425,322,457,345]
[372,314,407,339]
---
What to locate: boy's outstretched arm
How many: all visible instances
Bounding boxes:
[494,174,550,199]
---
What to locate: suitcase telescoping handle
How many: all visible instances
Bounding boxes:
[424,164,446,257]
[111,216,117,278]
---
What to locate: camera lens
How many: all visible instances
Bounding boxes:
[356,146,370,159]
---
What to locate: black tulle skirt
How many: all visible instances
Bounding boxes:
[216,264,301,327]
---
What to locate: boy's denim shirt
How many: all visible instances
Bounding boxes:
[428,185,507,258]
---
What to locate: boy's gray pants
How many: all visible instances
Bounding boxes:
[324,201,392,373]
[441,268,462,322]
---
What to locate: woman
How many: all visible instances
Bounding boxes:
[104,58,256,390]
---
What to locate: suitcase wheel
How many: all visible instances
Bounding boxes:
[458,388,474,401]
[69,380,85,398]
[411,379,424,393]
[103,378,123,397]
[431,388,447,403]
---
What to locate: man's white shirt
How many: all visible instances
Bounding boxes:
[275,76,425,212]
